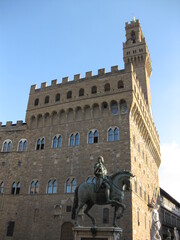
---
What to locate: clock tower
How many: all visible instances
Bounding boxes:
[123,18,152,113]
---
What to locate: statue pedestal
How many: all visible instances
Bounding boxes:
[73,227,123,240]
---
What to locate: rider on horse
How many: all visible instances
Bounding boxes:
[94,156,113,204]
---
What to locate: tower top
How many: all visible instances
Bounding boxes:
[123,19,152,112]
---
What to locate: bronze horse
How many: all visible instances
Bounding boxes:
[72,171,134,227]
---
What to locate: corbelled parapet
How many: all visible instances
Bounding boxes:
[29,65,123,94]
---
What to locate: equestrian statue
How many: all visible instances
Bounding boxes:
[72,156,134,227]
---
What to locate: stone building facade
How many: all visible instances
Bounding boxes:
[0,19,161,240]
[160,188,180,239]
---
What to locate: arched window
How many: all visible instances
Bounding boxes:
[23,140,27,151]
[18,141,23,151]
[88,131,93,144]
[2,142,7,152]
[53,136,57,148]
[18,139,27,152]
[111,101,118,115]
[103,208,109,224]
[86,177,91,184]
[11,182,20,195]
[0,181,4,194]
[70,134,74,147]
[36,139,41,150]
[91,86,97,94]
[11,182,16,194]
[35,181,39,194]
[104,83,110,92]
[34,98,39,106]
[58,135,62,148]
[45,96,49,104]
[16,182,20,194]
[120,99,127,114]
[108,128,113,142]
[131,30,136,43]
[114,128,119,141]
[69,133,79,147]
[52,180,57,194]
[65,178,76,193]
[79,88,84,97]
[47,180,52,194]
[41,138,45,149]
[30,181,35,194]
[108,127,119,142]
[75,133,79,146]
[88,130,99,144]
[118,80,124,89]
[67,91,72,99]
[2,140,12,152]
[71,179,76,193]
[92,177,96,184]
[66,179,71,193]
[55,93,60,102]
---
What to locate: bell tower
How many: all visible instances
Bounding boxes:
[123,18,152,112]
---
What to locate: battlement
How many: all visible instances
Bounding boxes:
[0,120,26,130]
[30,65,124,94]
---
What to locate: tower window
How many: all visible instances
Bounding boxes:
[79,88,84,97]
[91,86,97,94]
[55,93,60,102]
[118,80,124,89]
[34,98,39,106]
[104,83,110,92]
[131,30,136,43]
[67,91,72,99]
[45,96,49,104]
[111,101,118,115]
[88,130,99,144]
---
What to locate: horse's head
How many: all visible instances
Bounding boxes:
[112,171,135,191]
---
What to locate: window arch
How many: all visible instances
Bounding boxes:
[120,99,127,114]
[104,83,110,92]
[88,130,99,144]
[2,140,12,152]
[110,101,118,115]
[86,176,96,184]
[44,96,49,104]
[91,86,97,94]
[47,179,57,194]
[79,88,84,97]
[55,93,60,102]
[118,80,124,89]
[69,133,79,147]
[108,127,119,142]
[67,91,72,99]
[36,137,45,150]
[30,180,39,194]
[11,182,20,195]
[0,181,4,194]
[65,178,76,193]
[18,139,27,152]
[34,98,39,106]
[52,135,62,149]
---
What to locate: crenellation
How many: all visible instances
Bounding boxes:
[74,74,81,81]
[51,79,58,86]
[30,84,37,93]
[85,71,92,78]
[98,68,105,75]
[16,120,23,126]
[62,76,69,84]
[41,82,47,88]
[111,65,118,72]
[6,121,12,127]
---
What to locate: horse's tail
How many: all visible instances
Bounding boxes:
[71,186,79,220]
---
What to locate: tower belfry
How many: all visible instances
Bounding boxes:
[123,19,152,112]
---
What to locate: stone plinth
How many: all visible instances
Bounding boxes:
[73,227,123,240]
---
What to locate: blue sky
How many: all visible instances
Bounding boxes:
[0,0,180,201]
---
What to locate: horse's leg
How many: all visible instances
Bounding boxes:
[117,203,126,219]
[75,202,84,227]
[113,205,119,227]
[84,202,96,227]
